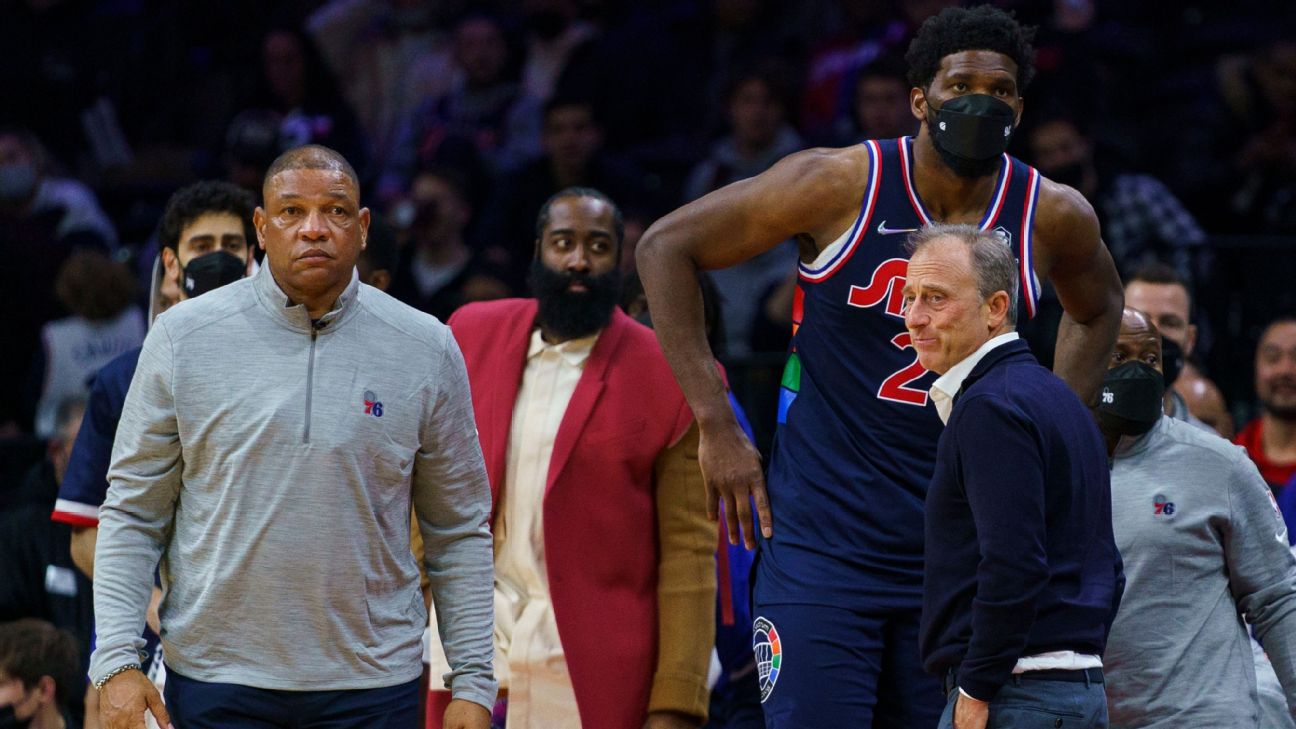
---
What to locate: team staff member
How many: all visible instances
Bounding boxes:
[54,180,257,569]
[90,145,495,729]
[1101,308,1296,728]
[636,7,1122,725]
[907,225,1122,729]
[427,188,714,729]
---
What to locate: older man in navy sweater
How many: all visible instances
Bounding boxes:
[903,224,1123,729]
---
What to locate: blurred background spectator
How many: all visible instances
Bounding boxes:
[0,0,1291,556]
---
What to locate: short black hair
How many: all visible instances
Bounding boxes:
[1126,262,1194,319]
[724,61,795,116]
[263,144,361,199]
[159,180,257,253]
[0,619,80,709]
[859,52,910,86]
[534,187,625,248]
[905,5,1037,91]
[543,95,598,126]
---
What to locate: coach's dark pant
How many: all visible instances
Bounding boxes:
[164,667,421,729]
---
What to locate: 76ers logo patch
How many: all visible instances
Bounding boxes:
[363,390,384,417]
[752,617,783,702]
[1153,494,1175,516]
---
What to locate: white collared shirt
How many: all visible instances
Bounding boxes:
[929,331,1020,425]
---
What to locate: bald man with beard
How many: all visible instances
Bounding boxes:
[1101,308,1296,728]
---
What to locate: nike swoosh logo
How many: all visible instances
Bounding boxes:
[877,220,919,236]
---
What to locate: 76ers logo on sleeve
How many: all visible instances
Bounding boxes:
[752,616,783,702]
[362,390,384,417]
[846,258,929,406]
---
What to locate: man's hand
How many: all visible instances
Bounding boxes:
[442,698,490,729]
[643,710,699,729]
[98,668,170,729]
[698,421,770,548]
[953,691,989,729]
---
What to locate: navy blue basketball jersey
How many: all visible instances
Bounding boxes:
[758,136,1043,610]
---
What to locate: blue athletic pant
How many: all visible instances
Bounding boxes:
[752,602,944,728]
[163,667,421,729]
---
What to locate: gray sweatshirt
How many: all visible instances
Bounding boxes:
[89,263,496,707]
[1107,415,1296,728]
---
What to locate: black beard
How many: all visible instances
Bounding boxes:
[1263,398,1296,421]
[528,259,622,340]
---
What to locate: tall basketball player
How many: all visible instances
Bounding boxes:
[636,7,1122,728]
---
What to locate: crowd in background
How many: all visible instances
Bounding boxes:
[2,0,1296,725]
[2,0,1295,435]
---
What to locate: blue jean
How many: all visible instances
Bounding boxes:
[937,675,1108,729]
[164,667,421,729]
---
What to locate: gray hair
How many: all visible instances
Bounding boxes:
[905,223,1019,325]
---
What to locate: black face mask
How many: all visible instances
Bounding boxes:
[528,258,622,341]
[1097,361,1165,438]
[182,250,246,299]
[1160,336,1184,388]
[927,93,1016,179]
[0,703,33,729]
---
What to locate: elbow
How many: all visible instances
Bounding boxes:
[636,216,690,274]
[635,219,668,270]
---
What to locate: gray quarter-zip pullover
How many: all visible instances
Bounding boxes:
[1107,415,1296,727]
[89,263,496,707]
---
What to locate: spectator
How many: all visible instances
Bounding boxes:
[0,619,81,729]
[427,188,715,729]
[357,212,399,292]
[259,28,365,163]
[1178,375,1235,440]
[1101,308,1296,728]
[389,13,542,189]
[0,398,92,728]
[799,1,910,138]
[484,97,647,282]
[32,251,144,439]
[388,167,510,321]
[1236,318,1296,491]
[1026,115,1209,287]
[0,128,118,250]
[223,109,286,198]
[519,0,598,103]
[684,66,805,356]
[1124,262,1225,433]
[829,53,917,146]
[307,0,456,186]
[0,128,118,434]
[1179,34,1296,234]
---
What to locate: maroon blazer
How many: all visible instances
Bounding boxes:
[448,299,693,729]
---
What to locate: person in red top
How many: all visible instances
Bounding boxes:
[1236,317,1296,489]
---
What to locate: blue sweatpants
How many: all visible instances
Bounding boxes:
[753,603,944,728]
[164,667,421,729]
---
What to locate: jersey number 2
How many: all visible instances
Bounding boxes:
[846,258,929,407]
[878,333,929,406]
